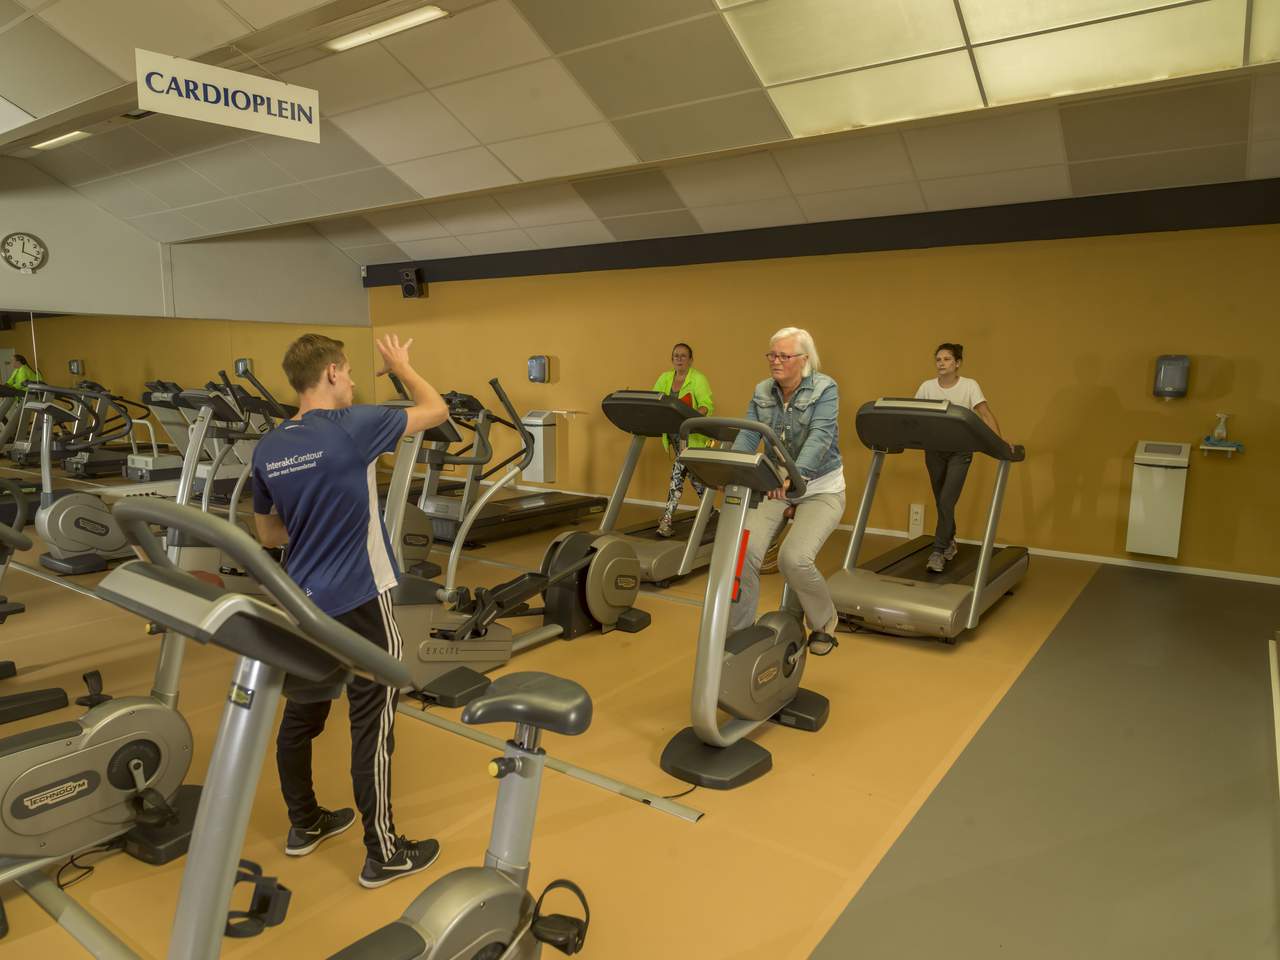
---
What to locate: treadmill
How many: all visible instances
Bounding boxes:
[828,397,1028,642]
[598,390,731,586]
[417,379,607,545]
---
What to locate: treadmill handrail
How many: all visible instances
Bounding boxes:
[680,417,807,498]
[856,398,1025,461]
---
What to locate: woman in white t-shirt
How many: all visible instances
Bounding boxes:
[913,342,1012,573]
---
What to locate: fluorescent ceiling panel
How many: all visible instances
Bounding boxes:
[1252,0,1280,63]
[959,0,1179,44]
[976,0,1247,106]
[326,6,448,52]
[725,0,964,85]
[770,51,982,137]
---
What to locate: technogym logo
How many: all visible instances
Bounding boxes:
[14,770,100,819]
[135,49,320,144]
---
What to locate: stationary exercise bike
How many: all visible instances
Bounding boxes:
[28,389,136,574]
[659,417,830,790]
[94,499,592,959]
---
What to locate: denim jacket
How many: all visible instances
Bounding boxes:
[730,372,842,480]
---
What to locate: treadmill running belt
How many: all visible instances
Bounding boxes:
[871,541,1015,586]
[625,511,719,544]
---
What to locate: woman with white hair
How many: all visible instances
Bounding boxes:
[727,327,845,655]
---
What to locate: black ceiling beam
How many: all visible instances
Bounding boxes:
[362,176,1280,288]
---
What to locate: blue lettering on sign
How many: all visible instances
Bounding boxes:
[142,71,315,128]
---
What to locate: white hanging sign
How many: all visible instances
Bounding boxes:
[135,49,320,143]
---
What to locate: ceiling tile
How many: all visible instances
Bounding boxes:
[725,0,964,85]
[390,147,518,198]
[904,109,1065,180]
[26,143,112,184]
[183,139,294,193]
[797,181,927,221]
[221,0,330,29]
[75,125,170,174]
[280,43,423,117]
[433,59,602,143]
[976,0,1246,106]
[254,121,378,180]
[690,195,805,233]
[770,50,982,137]
[526,219,613,248]
[400,236,470,259]
[0,0,22,21]
[313,216,388,248]
[382,0,549,88]
[127,159,223,207]
[488,122,635,180]
[514,0,709,52]
[425,196,518,235]
[573,170,684,218]
[132,113,252,156]
[304,167,420,212]
[1255,74,1280,140]
[0,92,31,135]
[920,164,1072,210]
[459,228,537,254]
[613,91,790,162]
[1249,139,1280,178]
[604,209,702,241]
[495,183,596,227]
[238,183,327,222]
[331,90,477,164]
[365,204,451,242]
[562,17,759,118]
[1069,142,1248,195]
[0,18,123,115]
[774,132,915,194]
[667,151,791,208]
[344,242,408,267]
[1060,79,1250,162]
[959,0,1178,44]
[127,209,202,243]
[1253,0,1280,63]
[179,198,268,233]
[76,175,169,218]
[37,0,246,79]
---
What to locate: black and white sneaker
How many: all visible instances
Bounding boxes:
[285,807,356,857]
[359,836,441,889]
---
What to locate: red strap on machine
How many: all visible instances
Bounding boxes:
[732,530,751,602]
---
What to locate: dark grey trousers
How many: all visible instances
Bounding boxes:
[925,450,972,551]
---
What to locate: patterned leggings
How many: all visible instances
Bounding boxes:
[661,453,707,525]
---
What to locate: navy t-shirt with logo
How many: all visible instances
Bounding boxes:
[251,405,408,616]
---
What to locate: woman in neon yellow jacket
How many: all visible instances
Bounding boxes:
[652,342,714,537]
[5,354,38,389]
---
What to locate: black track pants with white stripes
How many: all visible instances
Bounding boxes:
[276,590,403,861]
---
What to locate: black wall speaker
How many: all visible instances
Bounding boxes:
[400,267,425,299]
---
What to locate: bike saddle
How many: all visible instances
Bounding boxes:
[461,672,592,737]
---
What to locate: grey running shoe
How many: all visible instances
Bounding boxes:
[285,807,356,856]
[359,837,441,889]
[926,551,946,573]
[943,540,959,561]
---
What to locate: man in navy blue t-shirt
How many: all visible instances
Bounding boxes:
[253,332,448,888]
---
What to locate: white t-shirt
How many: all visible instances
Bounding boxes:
[915,376,986,411]
[792,464,845,500]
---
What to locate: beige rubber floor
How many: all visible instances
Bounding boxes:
[0,480,1096,959]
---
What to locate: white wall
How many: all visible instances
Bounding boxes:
[167,223,368,325]
[0,157,164,315]
[1,157,369,326]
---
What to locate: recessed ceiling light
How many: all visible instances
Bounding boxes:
[31,130,92,150]
[325,5,448,52]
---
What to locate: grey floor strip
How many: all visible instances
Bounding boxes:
[812,565,1280,959]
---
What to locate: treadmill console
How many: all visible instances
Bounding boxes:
[601,390,736,441]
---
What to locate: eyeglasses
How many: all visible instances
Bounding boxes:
[765,352,805,363]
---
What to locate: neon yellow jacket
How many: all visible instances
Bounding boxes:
[652,366,714,449]
[6,364,38,389]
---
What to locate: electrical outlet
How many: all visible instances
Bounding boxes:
[909,503,924,538]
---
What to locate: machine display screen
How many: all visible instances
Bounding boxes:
[1143,443,1185,455]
